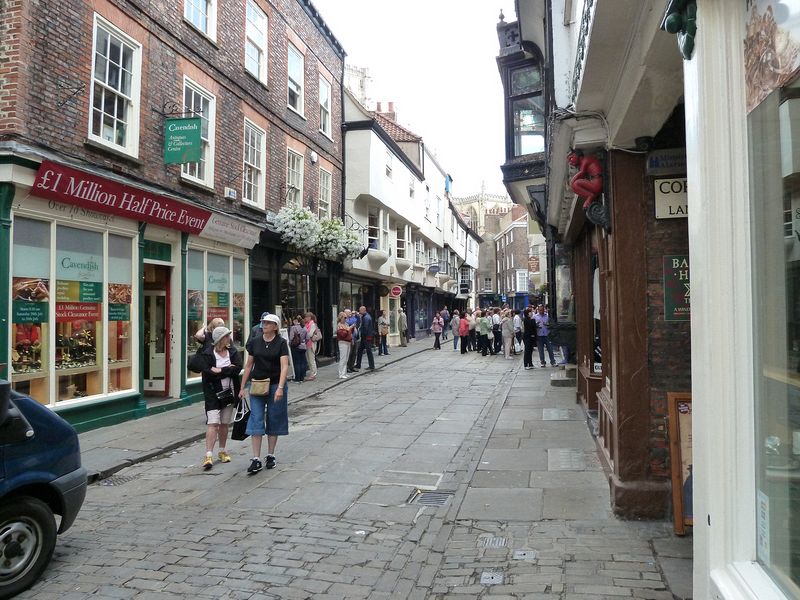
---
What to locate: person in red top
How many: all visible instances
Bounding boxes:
[458,311,470,354]
[335,312,354,379]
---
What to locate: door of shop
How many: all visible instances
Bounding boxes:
[143,264,170,395]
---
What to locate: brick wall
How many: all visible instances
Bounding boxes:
[0,0,30,135]
[8,0,343,219]
[645,181,691,480]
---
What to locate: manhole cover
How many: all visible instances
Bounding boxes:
[407,489,454,507]
[513,550,536,561]
[478,536,507,548]
[480,570,504,585]
[99,474,138,486]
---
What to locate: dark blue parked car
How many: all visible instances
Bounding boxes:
[0,381,86,599]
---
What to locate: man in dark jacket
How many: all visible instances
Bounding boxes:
[355,305,375,370]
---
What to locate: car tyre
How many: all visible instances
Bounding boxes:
[0,496,57,600]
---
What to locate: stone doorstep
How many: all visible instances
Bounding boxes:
[550,371,577,388]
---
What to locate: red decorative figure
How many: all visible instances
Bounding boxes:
[567,150,603,210]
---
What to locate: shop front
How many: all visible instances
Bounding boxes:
[6,160,260,430]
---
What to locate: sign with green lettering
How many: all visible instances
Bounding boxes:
[164,117,202,164]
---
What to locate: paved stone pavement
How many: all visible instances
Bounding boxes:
[21,345,693,599]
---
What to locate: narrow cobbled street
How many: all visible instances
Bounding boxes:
[20,348,691,599]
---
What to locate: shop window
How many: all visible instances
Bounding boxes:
[89,15,141,156]
[245,0,267,83]
[749,72,800,597]
[288,43,304,114]
[555,244,573,322]
[55,226,103,402]
[187,250,247,378]
[12,219,136,405]
[502,60,544,157]
[280,256,310,324]
[107,235,133,394]
[181,79,215,187]
[11,218,51,403]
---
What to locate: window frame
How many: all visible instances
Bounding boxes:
[184,0,217,40]
[286,148,304,208]
[245,0,268,84]
[502,56,545,159]
[396,224,408,259]
[319,76,332,138]
[88,15,142,158]
[318,168,332,220]
[242,118,266,209]
[287,43,304,116]
[386,150,393,179]
[180,78,216,189]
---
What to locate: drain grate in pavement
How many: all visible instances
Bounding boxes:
[480,570,504,585]
[99,474,139,486]
[407,489,454,507]
[478,536,507,548]
[513,549,536,561]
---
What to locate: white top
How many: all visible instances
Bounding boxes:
[513,314,522,332]
[214,349,232,391]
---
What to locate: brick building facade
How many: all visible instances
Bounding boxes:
[0,0,344,429]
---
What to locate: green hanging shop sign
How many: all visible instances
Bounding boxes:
[164,117,202,164]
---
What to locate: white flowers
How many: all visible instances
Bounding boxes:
[272,205,364,260]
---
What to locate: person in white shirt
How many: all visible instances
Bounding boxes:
[491,308,502,354]
[512,309,522,355]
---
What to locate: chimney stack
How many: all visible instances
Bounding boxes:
[376,101,382,112]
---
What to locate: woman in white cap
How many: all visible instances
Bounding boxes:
[188,326,242,470]
[239,313,289,474]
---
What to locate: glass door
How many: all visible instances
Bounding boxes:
[143,263,170,394]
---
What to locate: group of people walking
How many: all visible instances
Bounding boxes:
[438,304,561,368]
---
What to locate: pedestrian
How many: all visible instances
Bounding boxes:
[355,306,376,370]
[288,315,309,382]
[501,309,515,359]
[478,309,494,356]
[513,309,522,355]
[189,326,241,470]
[304,312,321,381]
[440,305,450,341]
[377,309,390,355]
[492,308,502,355]
[467,309,477,351]
[458,310,470,354]
[239,314,289,474]
[346,308,361,372]
[522,306,537,369]
[431,311,444,349]
[534,305,557,367]
[194,317,225,352]
[398,307,408,347]
[335,312,353,379]
[450,310,461,350]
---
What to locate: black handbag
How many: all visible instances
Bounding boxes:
[216,387,235,405]
[231,396,250,441]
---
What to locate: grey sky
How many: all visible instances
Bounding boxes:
[311,0,517,198]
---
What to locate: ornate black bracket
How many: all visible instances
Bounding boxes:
[585,197,611,232]
[56,81,86,108]
[661,0,697,60]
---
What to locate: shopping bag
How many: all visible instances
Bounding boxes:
[231,395,251,441]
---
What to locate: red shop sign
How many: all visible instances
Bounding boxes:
[55,302,101,322]
[389,285,403,298]
[33,161,212,235]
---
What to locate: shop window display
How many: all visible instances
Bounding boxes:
[11,218,50,403]
[749,71,800,596]
[186,249,204,365]
[55,226,103,401]
[232,258,246,350]
[107,235,133,393]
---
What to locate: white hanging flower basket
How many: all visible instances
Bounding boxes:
[272,206,364,260]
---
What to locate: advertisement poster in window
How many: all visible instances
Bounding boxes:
[745,1,800,113]
[668,392,693,535]
[663,255,690,321]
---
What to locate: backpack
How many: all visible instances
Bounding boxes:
[290,330,301,348]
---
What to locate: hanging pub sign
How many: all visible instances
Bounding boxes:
[163,117,202,164]
[663,255,690,321]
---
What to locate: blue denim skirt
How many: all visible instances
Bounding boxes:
[246,383,289,436]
